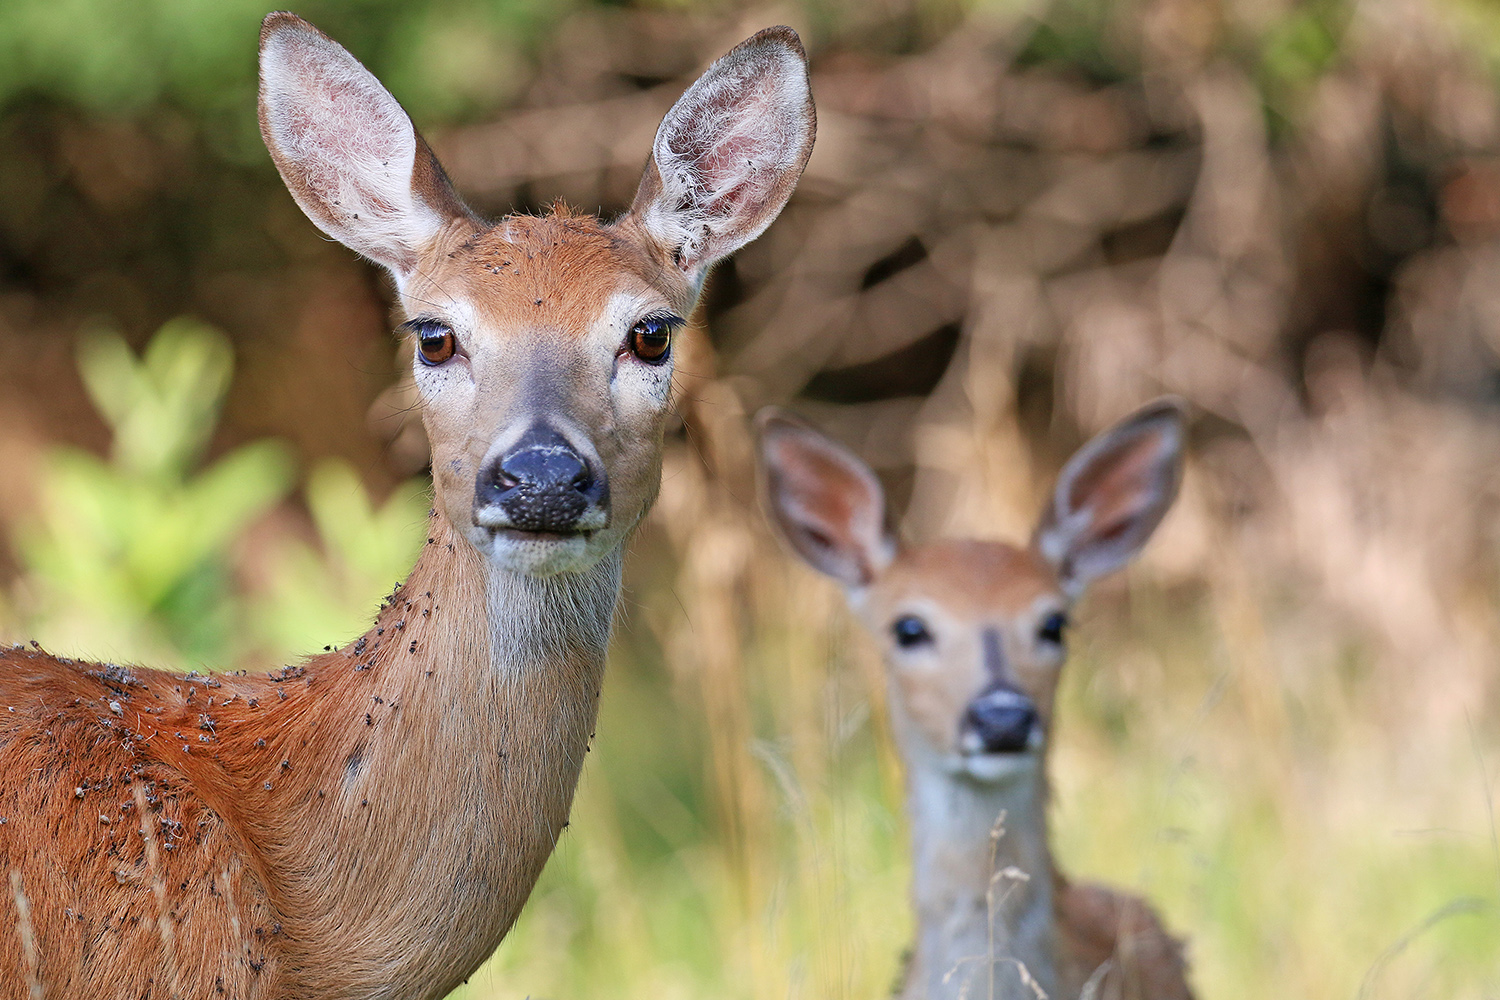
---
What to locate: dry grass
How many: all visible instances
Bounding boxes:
[445,389,1498,998]
[431,4,1500,995]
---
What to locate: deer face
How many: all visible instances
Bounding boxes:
[858,540,1069,779]
[259,15,815,575]
[398,213,689,576]
[757,400,1185,783]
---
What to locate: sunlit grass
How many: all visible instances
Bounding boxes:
[5,328,1496,999]
[448,443,1500,1000]
[1053,592,1500,1000]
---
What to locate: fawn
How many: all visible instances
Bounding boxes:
[0,13,814,999]
[758,399,1195,1000]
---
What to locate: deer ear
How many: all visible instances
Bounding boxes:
[1033,398,1187,595]
[258,12,469,278]
[629,26,816,284]
[756,409,892,588]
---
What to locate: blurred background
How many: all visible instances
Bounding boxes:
[1,0,1498,995]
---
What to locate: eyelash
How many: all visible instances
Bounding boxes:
[403,318,459,367]
[622,313,683,365]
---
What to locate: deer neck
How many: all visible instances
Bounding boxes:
[900,752,1057,1000]
[206,514,620,998]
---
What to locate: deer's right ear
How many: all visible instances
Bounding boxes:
[756,409,892,588]
[629,27,816,286]
[258,13,469,279]
[1033,397,1187,596]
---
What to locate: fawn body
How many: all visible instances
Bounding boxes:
[0,13,814,998]
[758,400,1195,1000]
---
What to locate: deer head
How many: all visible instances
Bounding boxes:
[259,12,815,577]
[757,399,1185,784]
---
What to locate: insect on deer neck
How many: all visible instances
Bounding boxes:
[0,14,813,1000]
[757,400,1188,1000]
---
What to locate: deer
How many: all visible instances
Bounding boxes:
[0,12,814,999]
[757,399,1196,1000]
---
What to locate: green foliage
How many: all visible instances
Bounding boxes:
[12,319,293,666]
[0,0,585,132]
[249,458,429,660]
[1252,0,1349,137]
[1442,0,1500,80]
[8,317,429,670]
[1012,0,1134,84]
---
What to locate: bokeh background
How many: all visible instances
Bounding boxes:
[2,0,1498,995]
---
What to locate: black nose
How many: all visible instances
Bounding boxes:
[962,687,1039,754]
[476,426,607,533]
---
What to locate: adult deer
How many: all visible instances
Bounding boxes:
[0,13,813,999]
[758,400,1196,1000]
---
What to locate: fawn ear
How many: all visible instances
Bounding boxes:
[258,12,469,278]
[1034,398,1186,595]
[629,26,816,285]
[756,409,892,588]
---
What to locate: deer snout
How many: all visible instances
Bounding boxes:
[960,687,1040,755]
[474,425,610,534]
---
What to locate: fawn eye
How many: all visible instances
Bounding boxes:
[892,615,933,649]
[1037,611,1068,646]
[412,321,457,366]
[627,315,676,365]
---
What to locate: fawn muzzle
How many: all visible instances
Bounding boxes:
[961,686,1040,755]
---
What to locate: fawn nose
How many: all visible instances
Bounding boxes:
[476,426,607,534]
[962,687,1039,755]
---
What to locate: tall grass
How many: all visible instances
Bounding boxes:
[450,400,1499,999]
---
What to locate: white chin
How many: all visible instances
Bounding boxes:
[475,529,596,576]
[951,751,1042,784]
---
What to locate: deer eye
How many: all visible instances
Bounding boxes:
[627,315,677,365]
[1037,611,1068,646]
[411,321,457,366]
[892,615,933,649]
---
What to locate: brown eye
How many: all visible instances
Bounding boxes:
[627,316,674,365]
[415,323,456,366]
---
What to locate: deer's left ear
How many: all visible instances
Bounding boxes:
[1033,398,1187,596]
[628,26,816,284]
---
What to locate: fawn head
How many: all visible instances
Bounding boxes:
[259,13,814,575]
[758,400,1185,782]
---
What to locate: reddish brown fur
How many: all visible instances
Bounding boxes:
[0,517,601,999]
[1055,876,1194,1000]
[0,204,679,1000]
[0,14,816,996]
[412,209,692,337]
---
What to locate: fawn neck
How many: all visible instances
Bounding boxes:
[902,750,1057,1000]
[198,512,619,997]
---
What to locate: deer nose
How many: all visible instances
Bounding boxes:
[962,687,1039,755]
[476,426,607,533]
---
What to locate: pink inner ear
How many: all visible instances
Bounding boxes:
[260,25,448,272]
[764,426,885,585]
[273,45,407,209]
[1066,428,1166,522]
[772,438,867,534]
[700,134,763,215]
[671,82,784,216]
